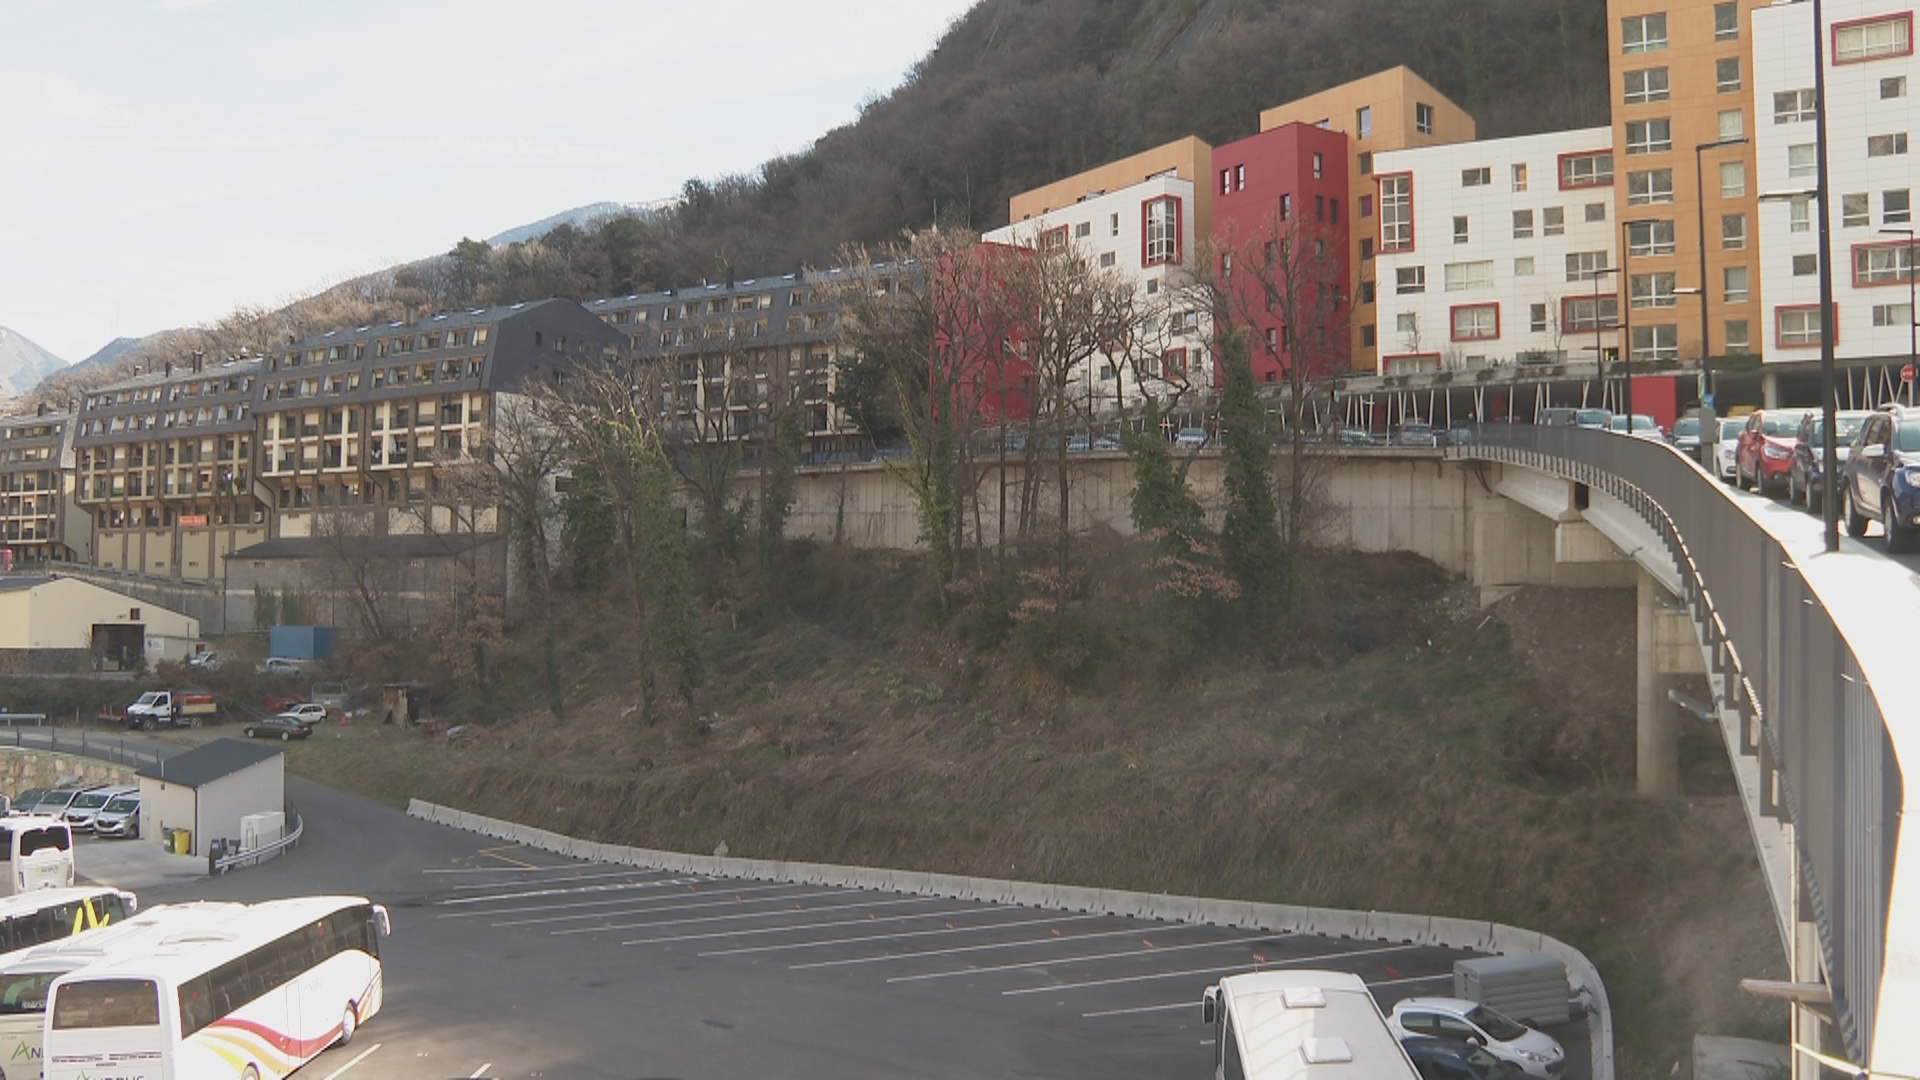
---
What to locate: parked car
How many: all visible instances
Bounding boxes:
[1787,410,1872,510]
[1335,426,1381,447]
[256,657,307,677]
[1445,426,1478,447]
[1608,413,1664,440]
[1669,415,1702,456]
[92,792,141,839]
[1734,408,1815,494]
[243,714,314,741]
[1400,1037,1528,1080]
[7,789,48,817]
[26,785,110,820]
[1173,427,1210,449]
[1713,416,1746,482]
[1538,407,1579,427]
[1066,432,1122,452]
[62,784,136,832]
[186,650,228,671]
[278,702,331,728]
[1842,405,1920,553]
[1388,997,1567,1079]
[1393,421,1439,447]
[1573,408,1613,430]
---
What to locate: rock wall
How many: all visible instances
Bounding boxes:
[0,749,135,803]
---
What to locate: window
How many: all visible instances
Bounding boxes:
[1792,254,1820,276]
[1718,109,1744,140]
[1874,302,1914,327]
[1396,312,1419,334]
[1111,213,1120,236]
[1564,295,1620,332]
[1380,175,1413,251]
[1777,306,1824,346]
[1774,89,1818,123]
[1515,256,1535,276]
[1787,143,1817,178]
[1280,193,1292,219]
[1834,14,1912,63]
[1444,261,1494,291]
[1513,209,1534,238]
[1220,167,1233,193]
[1631,324,1679,362]
[1855,242,1917,284]
[1361,325,1376,348]
[1717,57,1742,93]
[1585,202,1607,222]
[1884,76,1908,99]
[1622,14,1667,53]
[1631,272,1677,308]
[1542,207,1565,236]
[1790,195,1813,233]
[1316,195,1326,220]
[1360,194,1373,217]
[1719,161,1745,198]
[1887,190,1912,224]
[1358,152,1373,176]
[1844,192,1871,227]
[1357,105,1372,138]
[1624,68,1670,104]
[1722,213,1747,249]
[1453,215,1470,243]
[1396,266,1426,294]
[1451,304,1499,341]
[1512,163,1528,192]
[1360,280,1375,303]
[1099,251,1116,267]
[1040,225,1068,253]
[1566,251,1611,282]
[1870,133,1909,157]
[1360,237,1374,260]
[1313,152,1324,179]
[1715,2,1738,39]
[1462,167,1491,187]
[1074,221,1091,238]
[1143,196,1181,265]
[1627,219,1676,256]
[1625,120,1671,155]
[1530,303,1549,332]
[1724,266,1749,302]
[1725,319,1750,353]
[1559,151,1613,187]
[1628,168,1675,204]
[1416,103,1434,134]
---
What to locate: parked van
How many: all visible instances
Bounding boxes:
[1201,970,1422,1080]
[0,817,74,895]
[61,785,137,833]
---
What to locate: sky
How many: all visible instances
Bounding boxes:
[0,0,976,364]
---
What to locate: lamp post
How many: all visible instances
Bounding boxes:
[1881,226,1917,406]
[1812,0,1839,553]
[1695,136,1748,470]
[1584,267,1621,408]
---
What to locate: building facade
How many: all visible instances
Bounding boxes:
[0,405,86,565]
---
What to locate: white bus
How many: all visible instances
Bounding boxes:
[0,901,242,1080]
[0,819,72,896]
[42,896,389,1080]
[1201,970,1424,1080]
[0,886,136,966]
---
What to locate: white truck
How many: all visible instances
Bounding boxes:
[123,689,216,731]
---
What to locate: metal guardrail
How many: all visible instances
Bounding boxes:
[1457,424,1897,1066]
[211,804,303,875]
[0,714,48,727]
[0,727,165,768]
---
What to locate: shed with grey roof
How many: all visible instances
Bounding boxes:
[134,738,284,858]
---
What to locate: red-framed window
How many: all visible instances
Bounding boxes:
[1558,149,1615,189]
[1040,225,1068,254]
[1853,239,1919,286]
[1833,11,1913,64]
[1161,347,1189,379]
[1378,172,1414,253]
[1560,294,1621,333]
[1142,196,1183,267]
[1775,304,1837,348]
[1450,303,1501,342]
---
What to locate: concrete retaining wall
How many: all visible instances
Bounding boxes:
[0,749,136,799]
[408,798,1615,1080]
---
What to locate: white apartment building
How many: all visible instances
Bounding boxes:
[982,174,1211,413]
[1373,127,1621,374]
[1753,0,1920,384]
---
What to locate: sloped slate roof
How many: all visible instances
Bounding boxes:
[135,738,281,789]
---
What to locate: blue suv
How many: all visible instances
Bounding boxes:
[1842,405,1920,553]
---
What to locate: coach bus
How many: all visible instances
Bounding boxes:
[42,895,388,1080]
[0,885,135,964]
[0,817,72,896]
[1202,969,1424,1080]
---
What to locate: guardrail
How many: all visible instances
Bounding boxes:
[408,799,1615,1080]
[0,714,48,727]
[1456,423,1902,1069]
[0,727,164,768]
[211,804,303,875]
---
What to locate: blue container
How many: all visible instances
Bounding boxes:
[269,625,340,661]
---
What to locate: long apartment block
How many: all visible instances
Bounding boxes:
[0,405,86,564]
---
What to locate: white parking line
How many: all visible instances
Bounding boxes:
[319,1043,381,1079]
[996,943,1421,996]
[722,912,1108,961]
[511,887,864,930]
[581,894,954,939]
[784,918,1188,969]
[470,1065,493,1078]
[637,906,1001,947]
[444,880,808,921]
[1082,1001,1192,1018]
[1369,972,1456,988]
[445,868,693,893]
[438,876,704,906]
[882,932,1281,983]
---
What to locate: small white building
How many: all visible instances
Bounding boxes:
[135,738,284,858]
[1374,127,1620,375]
[983,173,1213,411]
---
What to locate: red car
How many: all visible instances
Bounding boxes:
[1735,408,1814,495]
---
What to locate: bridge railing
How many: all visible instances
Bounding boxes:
[1455,424,1899,1067]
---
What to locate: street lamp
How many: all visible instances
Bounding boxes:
[1811,0,1840,552]
[1583,267,1621,410]
[1695,136,1748,471]
[1881,227,1917,406]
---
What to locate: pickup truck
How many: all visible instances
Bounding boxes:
[124,689,216,730]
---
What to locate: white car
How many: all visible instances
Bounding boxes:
[1714,417,1745,481]
[1608,413,1664,440]
[280,703,330,727]
[1388,997,1567,1079]
[256,657,307,676]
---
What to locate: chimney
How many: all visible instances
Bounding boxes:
[164,360,174,377]
[36,402,47,417]
[726,264,735,290]
[191,349,204,374]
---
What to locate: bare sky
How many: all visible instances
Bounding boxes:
[0,0,974,363]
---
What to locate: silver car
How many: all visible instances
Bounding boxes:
[63,785,137,832]
[93,792,141,839]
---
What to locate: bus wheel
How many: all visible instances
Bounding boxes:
[338,1004,357,1046]
[242,1067,260,1080]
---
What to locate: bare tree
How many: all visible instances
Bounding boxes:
[308,510,402,642]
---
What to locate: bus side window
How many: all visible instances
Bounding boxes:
[96,894,129,924]
[0,826,13,860]
[1222,1016,1245,1080]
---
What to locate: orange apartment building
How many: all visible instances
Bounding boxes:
[1007,136,1215,239]
[1609,0,1767,373]
[1259,67,1477,374]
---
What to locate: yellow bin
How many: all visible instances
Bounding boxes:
[171,829,191,855]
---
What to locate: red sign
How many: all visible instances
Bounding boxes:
[1904,363,1916,383]
[178,514,209,527]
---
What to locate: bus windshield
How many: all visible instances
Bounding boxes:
[0,971,57,1014]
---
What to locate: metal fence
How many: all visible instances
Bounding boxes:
[0,727,166,769]
[1458,425,1898,1064]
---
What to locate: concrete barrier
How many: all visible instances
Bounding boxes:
[405,798,1615,1080]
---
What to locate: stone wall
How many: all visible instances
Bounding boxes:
[0,649,94,676]
[0,749,135,803]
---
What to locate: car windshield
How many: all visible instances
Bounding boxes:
[1898,420,1920,452]
[69,792,110,811]
[102,797,137,814]
[1632,415,1657,431]
[1576,409,1611,425]
[1721,419,1747,438]
[1466,1004,1530,1041]
[1673,418,1699,437]
[1764,414,1807,436]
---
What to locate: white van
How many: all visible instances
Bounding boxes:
[0,817,74,895]
[1201,970,1423,1080]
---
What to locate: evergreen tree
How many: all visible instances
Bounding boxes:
[1217,331,1285,633]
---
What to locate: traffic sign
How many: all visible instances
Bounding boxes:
[1903,363,1915,383]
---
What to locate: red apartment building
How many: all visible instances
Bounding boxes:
[932,241,1035,425]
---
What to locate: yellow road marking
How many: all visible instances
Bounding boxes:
[476,845,537,868]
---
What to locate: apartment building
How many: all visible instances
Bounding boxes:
[587,272,861,460]
[1259,67,1478,375]
[1008,137,1215,244]
[1212,122,1352,386]
[1373,127,1621,375]
[982,173,1209,409]
[74,355,264,580]
[1754,0,1920,400]
[0,404,86,564]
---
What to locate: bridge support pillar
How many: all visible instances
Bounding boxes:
[1636,567,1680,798]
